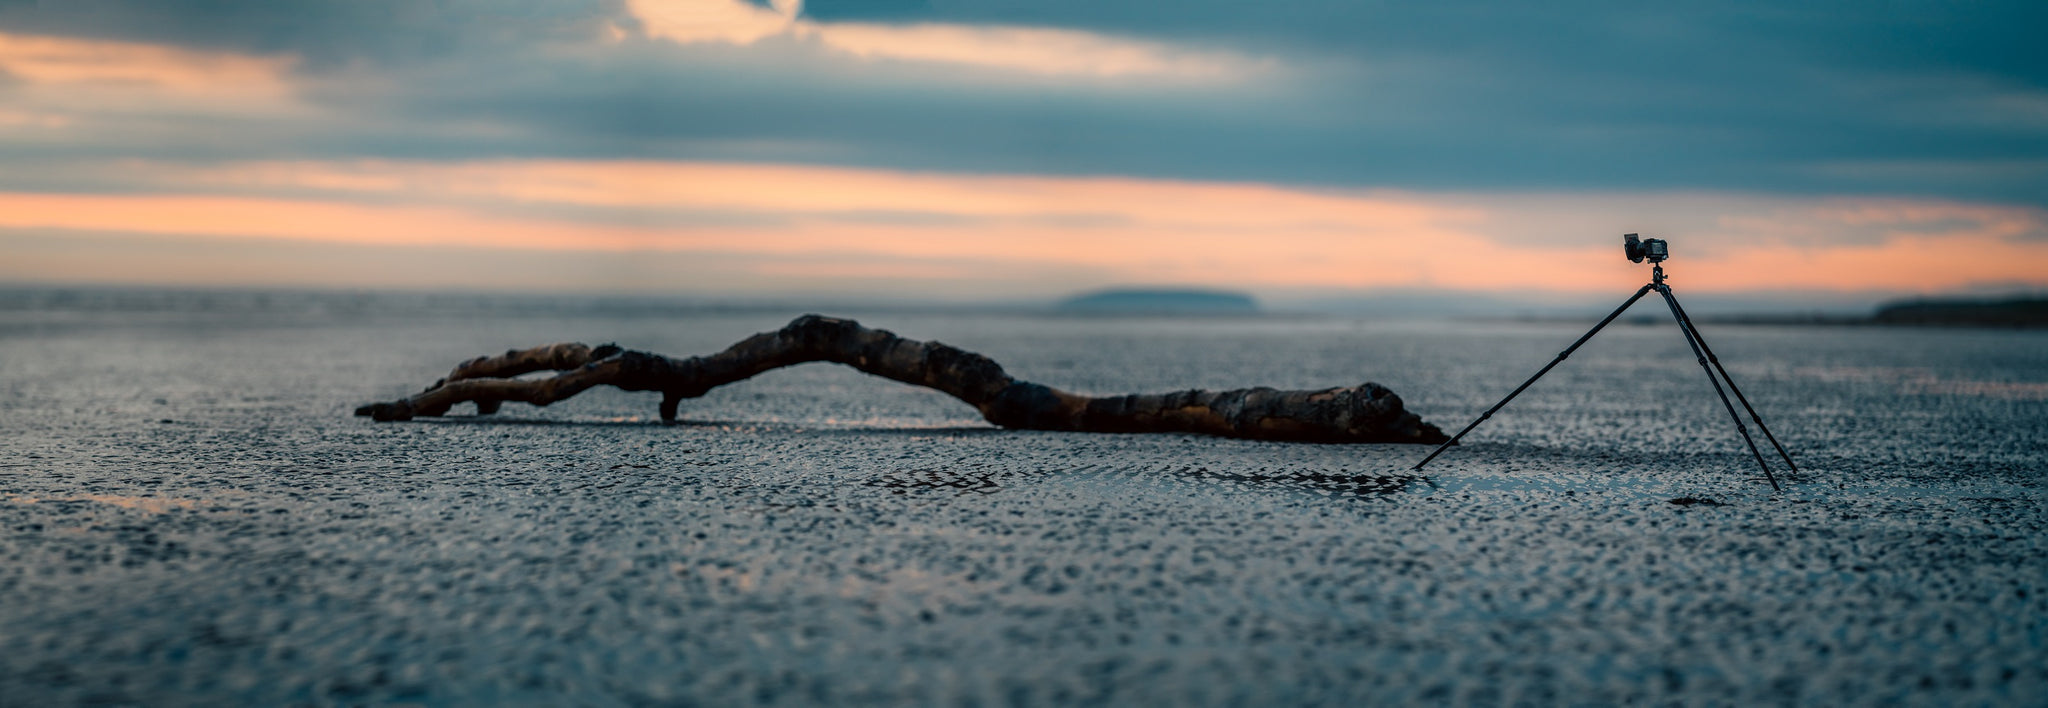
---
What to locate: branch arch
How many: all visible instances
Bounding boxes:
[355,315,1448,444]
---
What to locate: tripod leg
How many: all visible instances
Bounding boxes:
[1663,293,1798,472]
[1655,286,1781,491]
[1412,284,1656,471]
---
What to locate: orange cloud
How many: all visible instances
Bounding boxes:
[0,108,70,128]
[803,22,1269,80]
[161,159,1481,233]
[0,31,304,138]
[0,194,675,251]
[9,159,2048,296]
[1699,233,2048,292]
[626,0,799,45]
[624,0,1270,81]
[0,31,295,99]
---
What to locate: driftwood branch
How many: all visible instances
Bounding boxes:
[354,314,1449,444]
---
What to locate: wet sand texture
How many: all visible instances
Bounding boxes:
[1,298,2044,705]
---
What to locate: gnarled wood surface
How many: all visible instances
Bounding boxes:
[355,315,1449,444]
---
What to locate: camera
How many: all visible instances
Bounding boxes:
[1624,233,1668,263]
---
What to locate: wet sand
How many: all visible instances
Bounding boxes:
[2,292,2044,705]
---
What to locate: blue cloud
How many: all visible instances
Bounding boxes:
[0,0,2042,206]
[0,0,623,67]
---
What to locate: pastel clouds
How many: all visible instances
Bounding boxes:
[0,30,308,151]
[0,2,2042,304]
[800,22,1270,81]
[624,0,1272,81]
[0,31,296,108]
[5,158,2045,297]
[626,0,800,45]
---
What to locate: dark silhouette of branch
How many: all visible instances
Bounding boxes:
[355,315,1448,444]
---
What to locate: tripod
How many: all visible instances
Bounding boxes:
[1410,262,1795,491]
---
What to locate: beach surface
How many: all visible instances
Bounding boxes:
[2,290,2044,705]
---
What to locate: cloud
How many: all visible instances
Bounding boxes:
[628,0,799,45]
[0,1,2044,303]
[2,2,2042,207]
[0,30,297,106]
[624,0,1271,81]
[0,31,290,90]
[0,30,313,160]
[0,0,620,68]
[0,228,1118,297]
[6,158,2045,297]
[801,0,2048,89]
[797,22,1267,80]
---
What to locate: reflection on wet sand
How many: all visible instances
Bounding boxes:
[1184,469,1425,497]
[868,469,1004,496]
[865,466,1423,499]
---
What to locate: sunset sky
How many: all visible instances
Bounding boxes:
[1,0,2044,308]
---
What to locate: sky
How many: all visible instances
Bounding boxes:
[1,0,2044,309]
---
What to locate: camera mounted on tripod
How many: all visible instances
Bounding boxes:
[1412,232,1797,492]
[1623,233,1668,263]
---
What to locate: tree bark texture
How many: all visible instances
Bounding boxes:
[354,314,1449,444]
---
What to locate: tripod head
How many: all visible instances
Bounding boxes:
[1624,233,1668,264]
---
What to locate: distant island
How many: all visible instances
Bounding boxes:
[1055,288,1260,315]
[1694,295,2048,328]
[1873,296,2048,327]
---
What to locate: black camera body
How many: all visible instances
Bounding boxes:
[1624,233,1668,263]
